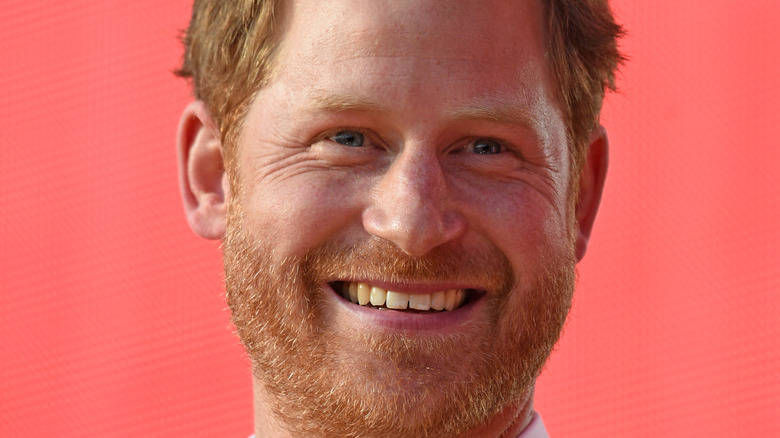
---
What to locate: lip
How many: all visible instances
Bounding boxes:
[325,282,487,332]
[334,280,482,295]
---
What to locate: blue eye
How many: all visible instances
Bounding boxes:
[330,131,365,147]
[472,139,502,155]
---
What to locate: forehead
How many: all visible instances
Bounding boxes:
[271,0,551,97]
[284,1,544,53]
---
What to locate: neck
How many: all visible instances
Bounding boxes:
[252,379,536,438]
[459,388,535,438]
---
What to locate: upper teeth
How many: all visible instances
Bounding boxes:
[340,282,467,311]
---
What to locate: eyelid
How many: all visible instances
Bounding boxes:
[314,129,521,158]
[317,127,376,146]
[474,138,503,152]
[453,136,513,154]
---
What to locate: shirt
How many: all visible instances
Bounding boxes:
[520,412,549,438]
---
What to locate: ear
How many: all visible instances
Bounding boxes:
[574,125,609,262]
[177,101,228,239]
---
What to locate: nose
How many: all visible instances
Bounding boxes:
[362,147,466,256]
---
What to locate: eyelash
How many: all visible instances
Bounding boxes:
[464,137,505,155]
[318,128,516,157]
[318,127,378,148]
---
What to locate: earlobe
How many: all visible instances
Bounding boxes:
[177,101,228,239]
[574,125,609,261]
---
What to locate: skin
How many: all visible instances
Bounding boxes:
[178,0,608,436]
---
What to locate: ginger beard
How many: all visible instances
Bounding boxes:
[224,206,576,437]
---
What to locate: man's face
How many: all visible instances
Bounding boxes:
[224,0,576,435]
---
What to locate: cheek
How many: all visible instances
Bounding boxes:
[471,188,572,284]
[237,171,368,257]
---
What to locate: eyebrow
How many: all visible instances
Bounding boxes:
[443,100,538,131]
[306,91,393,115]
[304,90,540,132]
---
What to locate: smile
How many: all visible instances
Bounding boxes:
[332,281,477,312]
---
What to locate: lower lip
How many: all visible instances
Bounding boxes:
[325,284,486,332]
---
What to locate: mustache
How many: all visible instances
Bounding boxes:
[299,236,516,295]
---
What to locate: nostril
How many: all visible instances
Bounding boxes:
[362,204,466,255]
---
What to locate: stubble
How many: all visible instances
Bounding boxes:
[224,215,575,437]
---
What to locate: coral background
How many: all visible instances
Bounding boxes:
[2,1,778,436]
